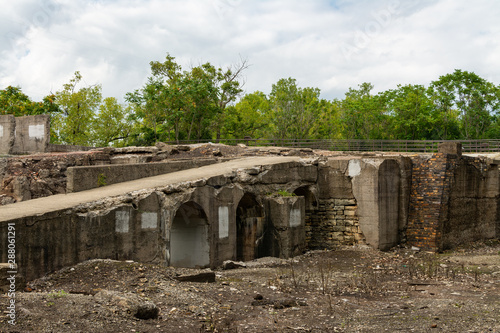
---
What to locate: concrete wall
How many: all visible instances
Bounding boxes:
[311,156,411,251]
[12,115,50,154]
[0,160,319,283]
[1,151,111,205]
[442,157,499,250]
[1,149,499,286]
[407,152,500,251]
[265,196,305,258]
[67,159,220,192]
[0,115,15,154]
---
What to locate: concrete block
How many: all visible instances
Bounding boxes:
[0,115,15,154]
[12,115,50,153]
[438,142,462,156]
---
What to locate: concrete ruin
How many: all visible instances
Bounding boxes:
[0,142,499,285]
[0,115,50,155]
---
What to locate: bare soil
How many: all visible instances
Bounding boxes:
[1,240,499,333]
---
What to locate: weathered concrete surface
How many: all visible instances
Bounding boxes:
[0,115,15,155]
[0,156,319,282]
[1,142,499,287]
[0,156,302,222]
[1,151,111,205]
[407,152,500,251]
[265,196,306,258]
[312,155,412,251]
[349,157,411,251]
[12,115,50,154]
[67,158,221,192]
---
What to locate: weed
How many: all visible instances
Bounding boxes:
[48,290,69,299]
[97,173,107,187]
[267,190,296,197]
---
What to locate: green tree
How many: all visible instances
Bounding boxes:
[269,78,322,140]
[222,91,271,139]
[127,53,247,145]
[340,83,388,139]
[384,84,438,140]
[93,97,133,147]
[53,71,102,145]
[209,59,248,141]
[310,99,342,139]
[0,86,59,117]
[429,70,500,139]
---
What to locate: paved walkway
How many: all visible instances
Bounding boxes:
[0,156,301,222]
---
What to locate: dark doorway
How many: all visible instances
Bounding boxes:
[236,193,266,261]
[170,201,209,268]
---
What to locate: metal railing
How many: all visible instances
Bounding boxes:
[162,139,500,153]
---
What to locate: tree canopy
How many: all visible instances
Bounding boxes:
[2,58,500,146]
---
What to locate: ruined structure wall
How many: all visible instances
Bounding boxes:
[0,115,50,154]
[407,153,499,251]
[67,158,220,192]
[0,115,15,154]
[407,154,448,250]
[442,157,499,250]
[0,151,110,205]
[1,160,313,282]
[307,158,362,249]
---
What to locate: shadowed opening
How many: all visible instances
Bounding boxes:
[236,193,266,261]
[170,201,209,268]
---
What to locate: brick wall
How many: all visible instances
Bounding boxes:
[407,152,497,251]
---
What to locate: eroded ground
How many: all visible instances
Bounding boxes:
[1,240,499,332]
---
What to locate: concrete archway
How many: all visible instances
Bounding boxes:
[170,201,210,268]
[236,193,266,261]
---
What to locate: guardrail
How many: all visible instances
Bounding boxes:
[163,139,500,153]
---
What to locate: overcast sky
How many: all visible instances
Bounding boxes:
[1,0,499,103]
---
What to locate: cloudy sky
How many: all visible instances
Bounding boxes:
[1,0,499,102]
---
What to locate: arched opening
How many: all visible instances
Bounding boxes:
[170,201,210,268]
[293,186,319,249]
[236,193,266,261]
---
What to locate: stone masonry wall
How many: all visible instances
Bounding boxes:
[305,198,363,249]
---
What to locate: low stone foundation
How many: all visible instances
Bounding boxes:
[306,198,362,249]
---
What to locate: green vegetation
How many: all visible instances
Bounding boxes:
[2,54,500,147]
[48,290,69,299]
[97,173,107,187]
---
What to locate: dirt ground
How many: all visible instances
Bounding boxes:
[1,239,499,333]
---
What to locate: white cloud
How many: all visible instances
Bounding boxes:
[1,0,499,103]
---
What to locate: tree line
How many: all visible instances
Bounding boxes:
[2,53,500,147]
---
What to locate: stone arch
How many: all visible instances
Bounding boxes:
[293,186,318,249]
[293,186,318,210]
[236,193,266,261]
[378,159,400,250]
[170,201,210,268]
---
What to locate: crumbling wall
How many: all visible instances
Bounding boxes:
[0,159,317,282]
[0,151,110,205]
[0,115,50,154]
[311,156,411,250]
[67,158,221,192]
[443,157,499,249]
[265,196,305,258]
[309,158,361,249]
[407,148,499,251]
[0,115,15,154]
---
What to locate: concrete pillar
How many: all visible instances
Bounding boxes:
[0,115,15,154]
